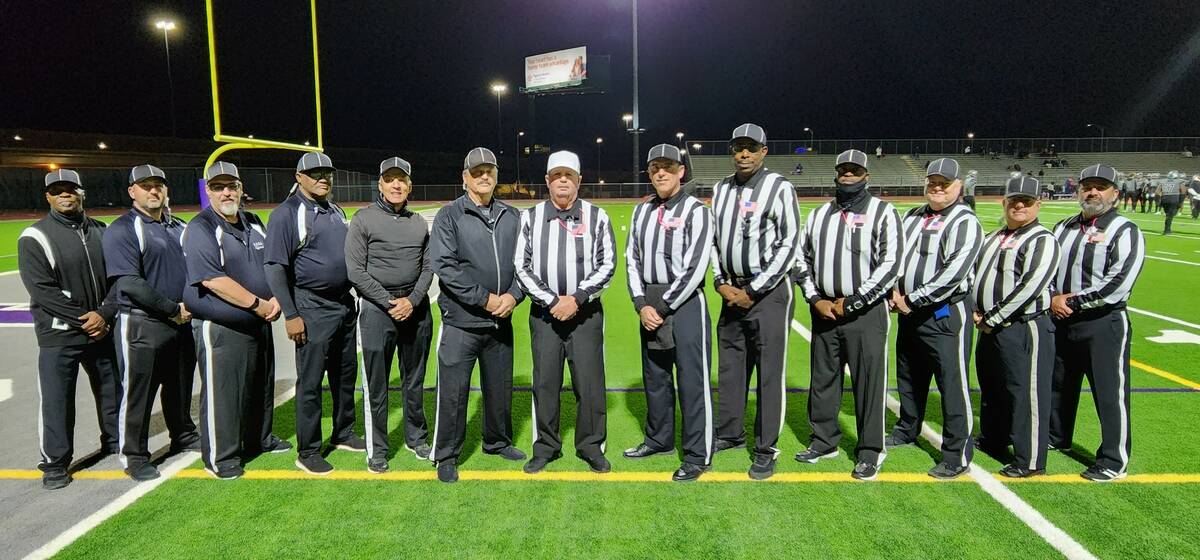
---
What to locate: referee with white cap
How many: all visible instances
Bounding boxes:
[887,158,982,479]
[972,175,1061,478]
[709,123,801,480]
[515,150,615,475]
[105,164,199,481]
[794,149,902,481]
[1049,164,1145,482]
[345,157,434,473]
[624,144,715,482]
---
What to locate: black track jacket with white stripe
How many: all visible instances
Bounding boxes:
[709,167,801,296]
[515,198,616,308]
[898,202,983,308]
[1051,208,1144,311]
[973,220,1061,328]
[625,189,713,315]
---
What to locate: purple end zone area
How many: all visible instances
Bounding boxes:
[0,306,33,324]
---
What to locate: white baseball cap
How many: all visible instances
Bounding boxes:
[546,150,581,174]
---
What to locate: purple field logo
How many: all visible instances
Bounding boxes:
[0,303,34,326]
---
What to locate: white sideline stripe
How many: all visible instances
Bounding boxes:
[1154,251,1179,256]
[1145,255,1200,267]
[0,270,21,277]
[25,385,298,559]
[1128,306,1200,331]
[788,318,1096,560]
[0,378,11,402]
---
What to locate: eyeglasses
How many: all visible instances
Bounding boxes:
[46,184,79,196]
[925,180,954,191]
[469,167,497,179]
[729,143,762,155]
[303,170,334,181]
[207,181,242,192]
[837,166,867,177]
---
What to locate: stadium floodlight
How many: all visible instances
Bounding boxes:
[12,135,22,141]
[675,131,685,146]
[622,113,634,128]
[967,132,975,139]
[154,20,178,136]
[692,142,701,152]
[304,140,311,146]
[596,137,604,144]
[97,142,108,150]
[48,163,58,170]
[491,82,507,156]
[596,137,604,182]
[516,131,526,183]
[803,127,815,146]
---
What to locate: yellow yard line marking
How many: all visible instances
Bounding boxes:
[1131,359,1200,390]
[998,473,1200,484]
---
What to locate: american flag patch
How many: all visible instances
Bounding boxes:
[843,212,867,227]
[739,200,758,215]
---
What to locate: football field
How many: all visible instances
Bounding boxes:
[1,198,1198,559]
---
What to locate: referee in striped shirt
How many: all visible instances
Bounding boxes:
[972,176,1061,478]
[624,144,715,482]
[887,158,983,479]
[1049,164,1145,482]
[710,123,801,480]
[515,150,616,475]
[794,149,901,481]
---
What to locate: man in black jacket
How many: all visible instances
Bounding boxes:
[18,169,120,490]
[428,147,527,483]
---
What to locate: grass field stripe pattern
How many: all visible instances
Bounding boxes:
[1130,360,1200,390]
[1127,305,1200,330]
[1145,255,1200,267]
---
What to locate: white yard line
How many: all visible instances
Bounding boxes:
[1145,255,1200,267]
[1128,306,1200,331]
[788,318,1097,560]
[1155,251,1179,256]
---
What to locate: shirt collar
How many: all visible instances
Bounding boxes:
[545,198,583,222]
[1068,206,1119,229]
[652,188,686,211]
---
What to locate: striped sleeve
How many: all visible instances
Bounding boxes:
[1075,222,1145,309]
[907,213,983,307]
[747,180,801,296]
[846,203,901,311]
[982,233,1061,327]
[661,203,713,315]
[575,207,616,302]
[514,208,557,306]
[796,210,821,302]
[625,204,648,311]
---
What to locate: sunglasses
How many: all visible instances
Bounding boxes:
[303,170,334,181]
[207,181,242,192]
[837,166,867,177]
[46,184,79,196]
[729,143,762,154]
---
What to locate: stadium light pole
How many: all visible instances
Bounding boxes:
[155,20,177,137]
[630,0,642,184]
[675,131,684,147]
[803,127,814,151]
[1087,123,1106,151]
[595,137,604,182]
[491,82,507,156]
[516,130,525,184]
[691,142,701,154]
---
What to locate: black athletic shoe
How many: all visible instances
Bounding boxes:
[205,465,243,480]
[295,454,334,476]
[367,459,389,474]
[126,462,161,482]
[999,463,1045,478]
[851,461,880,481]
[261,435,293,454]
[169,438,201,453]
[582,455,611,474]
[713,439,746,453]
[1047,441,1069,451]
[334,435,367,453]
[523,456,553,474]
[672,463,708,482]
[43,471,71,490]
[928,462,968,480]
[405,442,432,461]
[437,461,458,483]
[884,434,915,448]
[622,444,674,459]
[487,446,527,461]
[794,448,839,464]
[1080,465,1126,482]
[748,456,776,480]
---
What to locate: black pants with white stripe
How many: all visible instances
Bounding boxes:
[716,280,794,460]
[529,301,607,461]
[293,290,358,459]
[358,299,432,461]
[115,311,198,469]
[1161,195,1182,233]
[976,314,1054,471]
[808,301,890,466]
[638,291,713,466]
[195,320,276,473]
[431,322,515,465]
[1050,309,1132,473]
[892,300,975,468]
[36,340,120,473]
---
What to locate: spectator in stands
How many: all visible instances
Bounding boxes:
[876,146,883,158]
[794,162,804,175]
[964,145,972,155]
[1182,146,1193,158]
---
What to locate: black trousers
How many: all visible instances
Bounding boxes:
[431,322,515,464]
[892,300,974,468]
[195,320,276,473]
[358,299,432,461]
[716,280,794,460]
[528,301,607,460]
[1161,195,1181,233]
[36,340,120,473]
[115,311,198,469]
[1190,197,1199,219]
[809,301,889,465]
[976,314,1055,471]
[638,291,713,466]
[293,290,357,458]
[1050,309,1132,473]
[963,195,976,211]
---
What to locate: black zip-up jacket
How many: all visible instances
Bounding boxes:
[345,194,434,310]
[429,194,525,328]
[18,210,117,346]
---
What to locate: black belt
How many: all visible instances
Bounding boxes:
[1000,310,1047,327]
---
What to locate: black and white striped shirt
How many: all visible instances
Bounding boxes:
[796,193,902,312]
[626,190,713,315]
[898,202,983,307]
[710,167,801,296]
[515,198,616,306]
[1052,209,1144,311]
[973,220,1061,328]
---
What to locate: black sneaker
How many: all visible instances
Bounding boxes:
[927,462,968,480]
[523,456,553,474]
[582,455,611,474]
[295,454,334,476]
[1047,442,1069,452]
[852,461,880,481]
[205,464,243,480]
[334,435,367,453]
[125,462,161,482]
[672,462,708,482]
[367,458,389,474]
[1080,465,1126,482]
[170,438,201,453]
[884,434,915,448]
[261,436,293,454]
[623,444,674,459]
[999,463,1045,478]
[487,446,527,461]
[748,455,776,480]
[794,448,839,464]
[43,471,71,490]
[437,461,458,483]
[405,442,432,461]
[713,439,746,453]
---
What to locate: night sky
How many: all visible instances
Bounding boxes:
[6,1,1200,167]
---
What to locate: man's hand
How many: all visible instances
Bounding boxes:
[172,302,192,325]
[812,300,837,321]
[1051,293,1074,320]
[388,297,414,321]
[78,311,108,340]
[285,316,307,345]
[973,310,992,334]
[718,285,753,309]
[890,290,912,315]
[484,293,501,314]
[550,295,579,321]
[832,298,846,318]
[262,297,282,322]
[492,294,518,318]
[639,306,664,331]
